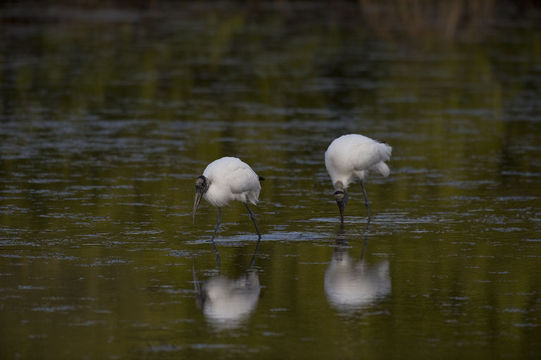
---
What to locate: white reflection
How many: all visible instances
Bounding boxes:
[324,226,391,312]
[198,271,260,329]
[193,240,261,330]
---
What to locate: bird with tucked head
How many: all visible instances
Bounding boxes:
[325,134,392,223]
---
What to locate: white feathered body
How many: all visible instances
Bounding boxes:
[325,134,392,189]
[202,157,261,207]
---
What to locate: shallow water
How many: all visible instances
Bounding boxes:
[1,1,541,359]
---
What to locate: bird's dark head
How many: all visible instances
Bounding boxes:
[195,175,209,194]
[193,175,209,224]
[333,186,348,222]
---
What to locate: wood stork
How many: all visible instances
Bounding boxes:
[193,157,263,245]
[325,134,392,222]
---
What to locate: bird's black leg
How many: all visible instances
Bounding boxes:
[244,203,261,240]
[210,207,222,270]
[360,180,371,222]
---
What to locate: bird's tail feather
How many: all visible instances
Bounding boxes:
[367,142,392,177]
[372,162,390,177]
[379,143,392,161]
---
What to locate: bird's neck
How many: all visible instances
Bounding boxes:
[334,181,345,191]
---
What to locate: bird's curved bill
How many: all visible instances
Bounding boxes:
[193,190,203,224]
[334,191,348,222]
[337,200,346,220]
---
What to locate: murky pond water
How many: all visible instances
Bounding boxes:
[1,1,541,359]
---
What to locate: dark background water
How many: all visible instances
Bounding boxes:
[1,1,541,359]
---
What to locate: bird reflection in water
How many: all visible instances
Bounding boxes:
[193,239,261,330]
[324,224,391,312]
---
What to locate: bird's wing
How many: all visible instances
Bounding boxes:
[228,165,260,195]
[352,142,392,171]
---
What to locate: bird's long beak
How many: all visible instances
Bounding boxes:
[334,190,348,223]
[338,200,345,222]
[193,189,203,224]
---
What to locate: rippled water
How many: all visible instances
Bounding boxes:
[1,1,541,359]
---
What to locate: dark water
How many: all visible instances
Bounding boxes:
[1,1,541,359]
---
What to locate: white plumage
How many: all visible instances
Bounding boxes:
[325,134,391,188]
[202,157,261,207]
[193,157,262,241]
[325,134,392,221]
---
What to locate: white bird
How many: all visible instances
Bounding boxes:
[193,157,263,243]
[325,134,392,222]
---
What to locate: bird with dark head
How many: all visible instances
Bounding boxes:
[193,175,208,223]
[325,134,392,223]
[192,157,262,243]
[333,185,349,220]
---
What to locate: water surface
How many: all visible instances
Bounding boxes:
[1,1,541,359]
